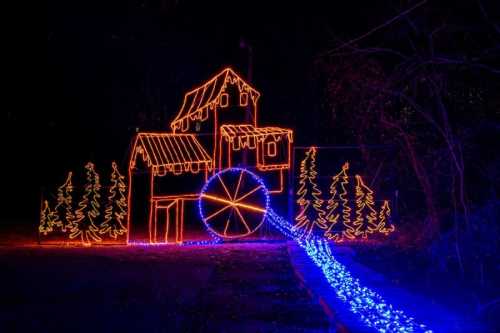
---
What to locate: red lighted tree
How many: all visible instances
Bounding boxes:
[70,162,102,245]
[378,200,395,235]
[99,162,128,239]
[39,200,56,235]
[353,175,379,238]
[294,147,327,238]
[53,172,75,232]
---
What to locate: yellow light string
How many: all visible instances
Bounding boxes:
[324,167,343,242]
[294,147,327,238]
[354,175,380,239]
[297,154,395,242]
[125,68,293,244]
[39,200,56,235]
[53,171,74,232]
[99,162,128,239]
[378,200,395,235]
[338,162,356,240]
[69,162,102,245]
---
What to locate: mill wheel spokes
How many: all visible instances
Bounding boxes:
[199,168,269,239]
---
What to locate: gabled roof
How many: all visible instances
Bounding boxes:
[171,68,260,132]
[131,133,212,176]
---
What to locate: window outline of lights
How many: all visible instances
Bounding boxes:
[240,92,248,106]
[267,141,277,157]
[220,93,229,107]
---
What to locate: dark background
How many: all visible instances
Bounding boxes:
[5,0,500,227]
[27,0,389,221]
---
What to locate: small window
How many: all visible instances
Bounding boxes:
[267,141,277,157]
[240,92,248,106]
[220,93,229,107]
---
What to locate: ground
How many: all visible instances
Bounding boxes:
[0,242,331,333]
[352,244,500,332]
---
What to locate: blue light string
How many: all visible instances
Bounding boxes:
[129,166,432,332]
[198,167,270,238]
[267,209,432,333]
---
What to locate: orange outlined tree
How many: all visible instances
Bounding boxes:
[70,162,102,245]
[100,162,128,239]
[353,175,379,238]
[324,165,347,242]
[337,162,356,240]
[39,200,56,235]
[378,200,395,235]
[294,147,327,237]
[53,172,75,232]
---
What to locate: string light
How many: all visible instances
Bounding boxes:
[39,200,56,235]
[378,200,395,235]
[171,68,261,133]
[127,68,293,244]
[337,162,356,240]
[294,147,327,238]
[220,124,293,171]
[198,168,270,239]
[69,162,102,245]
[324,163,348,242]
[297,154,394,242]
[127,133,213,244]
[53,171,75,232]
[129,133,213,176]
[100,162,128,239]
[266,209,432,333]
[354,174,380,238]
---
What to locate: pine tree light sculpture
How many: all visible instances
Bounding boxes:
[378,200,395,235]
[99,162,128,239]
[324,170,342,241]
[39,200,56,235]
[293,147,327,238]
[295,148,395,242]
[353,175,380,238]
[325,162,356,242]
[70,162,102,245]
[53,172,75,232]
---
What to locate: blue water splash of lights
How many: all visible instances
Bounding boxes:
[267,209,433,333]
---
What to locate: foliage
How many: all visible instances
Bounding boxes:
[318,0,500,284]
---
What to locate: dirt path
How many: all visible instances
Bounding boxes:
[0,243,330,332]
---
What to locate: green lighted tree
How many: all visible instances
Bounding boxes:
[353,175,379,239]
[70,162,102,245]
[294,147,327,238]
[53,172,75,232]
[99,162,128,239]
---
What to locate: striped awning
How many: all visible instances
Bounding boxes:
[220,124,293,150]
[131,133,212,175]
[170,68,260,132]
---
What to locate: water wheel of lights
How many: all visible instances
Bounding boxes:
[199,168,270,239]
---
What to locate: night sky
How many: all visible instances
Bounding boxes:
[5,0,499,223]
